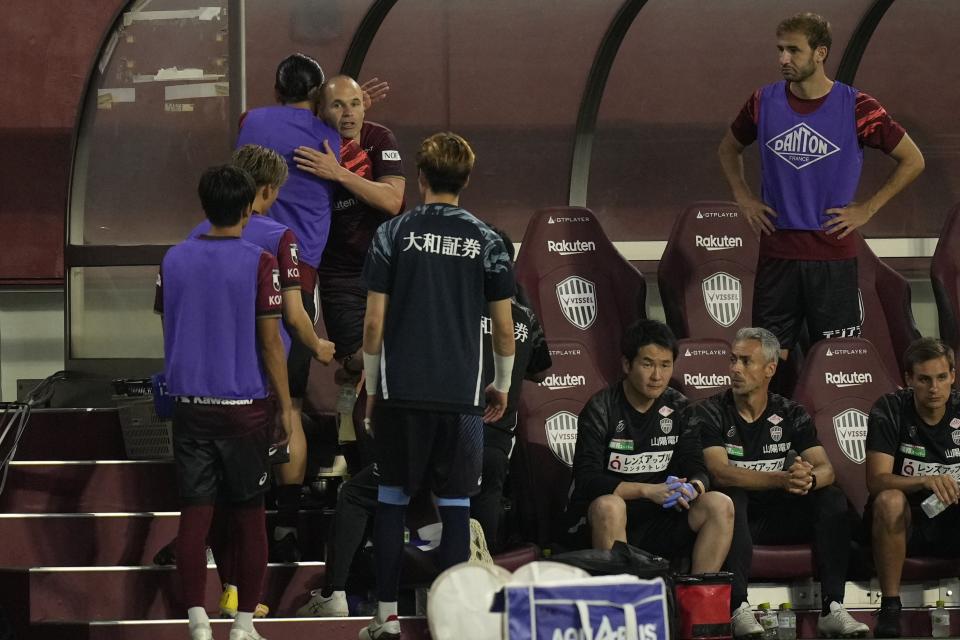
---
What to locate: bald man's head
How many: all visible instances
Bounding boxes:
[320,75,365,140]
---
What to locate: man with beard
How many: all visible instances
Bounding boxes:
[692,327,869,639]
[717,13,924,362]
[866,338,960,638]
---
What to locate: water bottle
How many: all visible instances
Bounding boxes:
[921,493,948,518]
[931,600,950,638]
[757,603,778,640]
[777,603,797,640]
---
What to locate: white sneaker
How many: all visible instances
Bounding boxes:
[189,625,213,640]
[468,518,494,565]
[316,454,349,477]
[296,589,349,617]
[731,602,763,639]
[818,601,869,638]
[229,626,267,640]
[359,614,401,640]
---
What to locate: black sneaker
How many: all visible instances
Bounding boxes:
[269,531,301,563]
[873,605,902,638]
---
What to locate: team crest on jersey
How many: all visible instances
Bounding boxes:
[615,419,625,433]
[908,424,918,439]
[726,426,736,439]
[952,418,960,430]
[272,269,280,292]
[766,122,840,170]
[555,276,597,330]
[953,430,960,447]
[660,418,673,434]
[701,272,742,327]
[659,406,673,417]
[770,425,782,442]
[768,414,783,425]
[289,244,298,265]
[833,408,868,464]
[545,411,579,467]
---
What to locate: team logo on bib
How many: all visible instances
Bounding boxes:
[701,272,741,327]
[953,430,960,447]
[271,269,280,292]
[766,122,840,170]
[545,411,579,467]
[770,426,782,442]
[556,276,597,330]
[660,418,673,434]
[833,408,868,464]
[289,244,298,265]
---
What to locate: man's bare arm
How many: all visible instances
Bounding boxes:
[717,129,777,235]
[704,446,789,491]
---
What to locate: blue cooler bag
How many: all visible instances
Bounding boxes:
[504,575,670,640]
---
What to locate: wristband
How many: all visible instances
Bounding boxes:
[363,351,381,396]
[809,473,817,490]
[492,353,515,393]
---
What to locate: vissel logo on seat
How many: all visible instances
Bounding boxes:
[702,272,742,327]
[833,408,868,463]
[766,122,840,170]
[556,276,597,330]
[545,411,579,467]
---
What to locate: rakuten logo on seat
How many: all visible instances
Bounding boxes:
[695,235,743,251]
[683,373,731,389]
[539,373,587,390]
[825,371,874,387]
[547,240,596,255]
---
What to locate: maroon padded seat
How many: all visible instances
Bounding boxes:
[750,545,816,580]
[931,203,960,355]
[855,235,921,386]
[514,207,645,386]
[514,342,606,545]
[658,201,758,342]
[793,338,899,517]
[669,338,732,402]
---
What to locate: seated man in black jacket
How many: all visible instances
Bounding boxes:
[566,319,734,575]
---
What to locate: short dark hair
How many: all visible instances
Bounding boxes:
[777,12,832,58]
[275,53,325,104]
[904,337,956,376]
[416,132,475,196]
[621,319,678,363]
[197,165,256,227]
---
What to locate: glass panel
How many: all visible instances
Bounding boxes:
[72,0,231,246]
[359,0,621,238]
[588,0,872,240]
[244,0,374,108]
[70,266,163,359]
[854,0,959,238]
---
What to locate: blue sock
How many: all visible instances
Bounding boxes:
[373,501,407,603]
[437,504,470,570]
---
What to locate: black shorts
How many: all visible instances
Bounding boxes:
[565,499,696,557]
[864,500,960,556]
[372,404,484,498]
[753,257,861,350]
[173,423,270,505]
[287,285,319,399]
[318,274,366,360]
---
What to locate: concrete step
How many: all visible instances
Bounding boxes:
[0,510,333,567]
[0,460,178,512]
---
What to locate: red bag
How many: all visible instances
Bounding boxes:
[674,572,732,640]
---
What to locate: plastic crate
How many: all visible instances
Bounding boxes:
[115,395,174,459]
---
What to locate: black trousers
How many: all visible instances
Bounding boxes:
[725,485,852,607]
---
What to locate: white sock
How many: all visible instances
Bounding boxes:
[187,606,209,628]
[233,611,254,631]
[378,601,398,621]
[274,526,297,541]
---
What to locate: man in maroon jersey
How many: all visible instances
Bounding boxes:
[294,74,405,469]
[718,12,924,366]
